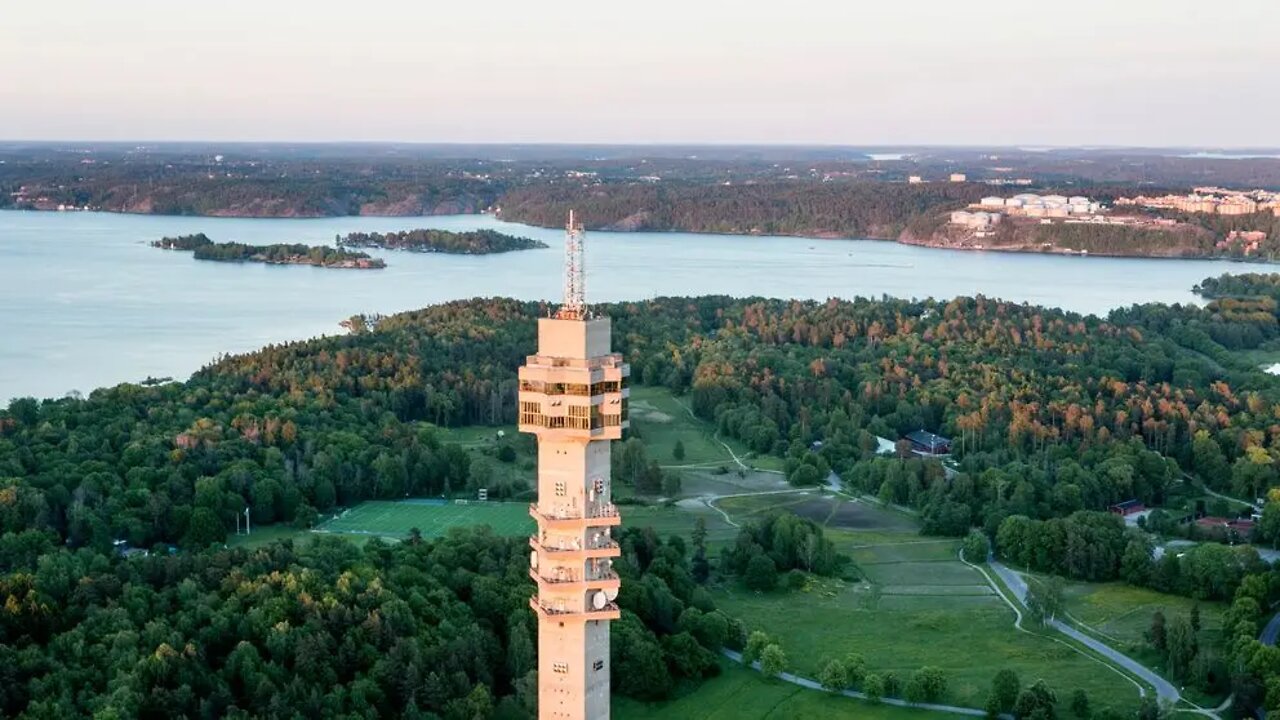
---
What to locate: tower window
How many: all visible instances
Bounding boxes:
[593,659,605,671]
[554,481,566,496]
[553,662,569,674]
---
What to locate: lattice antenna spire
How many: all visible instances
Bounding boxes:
[558,209,586,319]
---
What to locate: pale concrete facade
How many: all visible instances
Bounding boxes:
[521,313,630,720]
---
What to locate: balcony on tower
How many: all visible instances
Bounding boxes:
[529,502,621,530]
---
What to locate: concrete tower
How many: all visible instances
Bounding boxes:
[521,211,629,720]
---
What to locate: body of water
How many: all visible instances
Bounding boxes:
[0,209,1257,403]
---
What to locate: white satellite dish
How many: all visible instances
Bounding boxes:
[592,591,607,610]
[530,551,538,569]
[604,587,619,602]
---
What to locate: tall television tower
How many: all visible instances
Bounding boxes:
[520,210,630,720]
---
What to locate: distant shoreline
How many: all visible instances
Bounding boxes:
[5,206,1275,264]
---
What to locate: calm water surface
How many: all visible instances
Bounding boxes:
[0,210,1257,403]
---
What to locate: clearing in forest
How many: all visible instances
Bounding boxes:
[313,499,533,540]
[711,501,1145,715]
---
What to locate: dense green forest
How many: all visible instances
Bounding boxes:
[153,233,384,268]
[0,525,729,717]
[1195,272,1280,301]
[6,293,1280,550]
[339,229,547,254]
[10,292,1280,715]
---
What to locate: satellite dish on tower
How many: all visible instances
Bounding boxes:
[591,591,607,610]
[605,587,619,602]
[530,551,539,569]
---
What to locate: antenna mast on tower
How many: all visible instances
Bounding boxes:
[558,209,586,320]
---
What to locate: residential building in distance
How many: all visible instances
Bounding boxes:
[949,173,967,182]
[908,175,924,184]
[957,194,1103,227]
[1115,187,1280,215]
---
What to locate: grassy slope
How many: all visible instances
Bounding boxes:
[614,662,953,720]
[628,386,785,472]
[1060,581,1227,704]
[714,528,1143,714]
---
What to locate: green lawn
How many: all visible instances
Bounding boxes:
[623,503,741,550]
[629,386,784,472]
[715,492,813,518]
[226,523,308,549]
[614,662,954,719]
[713,530,1143,714]
[1061,580,1227,693]
[314,499,533,540]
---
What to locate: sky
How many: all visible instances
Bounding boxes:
[2,0,1277,147]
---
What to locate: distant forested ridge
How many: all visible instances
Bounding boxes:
[339,229,548,254]
[153,233,385,268]
[497,182,990,238]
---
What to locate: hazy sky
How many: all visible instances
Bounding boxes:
[2,0,1277,146]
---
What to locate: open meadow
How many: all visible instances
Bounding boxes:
[628,386,784,473]
[614,663,954,720]
[712,510,1147,715]
[1060,580,1227,703]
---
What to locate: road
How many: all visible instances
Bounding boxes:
[987,559,1182,705]
[1261,611,1280,647]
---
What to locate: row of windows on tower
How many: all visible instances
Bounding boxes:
[553,478,606,497]
[520,379,628,395]
[550,660,606,674]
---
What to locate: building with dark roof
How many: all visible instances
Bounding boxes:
[906,429,951,457]
[1108,500,1146,516]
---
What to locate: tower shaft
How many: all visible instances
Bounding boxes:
[522,214,629,720]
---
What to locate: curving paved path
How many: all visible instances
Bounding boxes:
[987,559,1181,705]
[1261,611,1280,647]
[722,649,1001,718]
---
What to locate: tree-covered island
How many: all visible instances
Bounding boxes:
[338,228,548,254]
[152,233,385,269]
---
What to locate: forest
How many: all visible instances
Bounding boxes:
[0,524,729,718]
[1195,272,1280,302]
[338,229,548,254]
[153,233,384,268]
[496,182,990,238]
[6,293,1280,554]
[9,292,1280,714]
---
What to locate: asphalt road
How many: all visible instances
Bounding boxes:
[988,559,1181,704]
[1261,612,1280,646]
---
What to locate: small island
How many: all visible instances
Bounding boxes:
[337,228,548,254]
[152,233,385,269]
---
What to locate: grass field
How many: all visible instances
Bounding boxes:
[713,522,1144,714]
[629,386,784,473]
[291,497,741,547]
[1061,580,1227,696]
[614,662,953,720]
[314,499,534,540]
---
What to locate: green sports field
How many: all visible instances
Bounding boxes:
[313,499,534,540]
